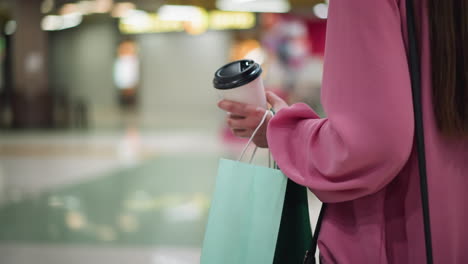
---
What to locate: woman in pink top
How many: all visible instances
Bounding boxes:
[219,0,468,263]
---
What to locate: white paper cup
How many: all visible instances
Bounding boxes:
[214,60,266,108]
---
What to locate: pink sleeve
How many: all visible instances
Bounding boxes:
[267,0,414,203]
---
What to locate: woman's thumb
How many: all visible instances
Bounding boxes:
[266,91,284,109]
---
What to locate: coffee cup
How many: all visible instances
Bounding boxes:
[213,59,266,108]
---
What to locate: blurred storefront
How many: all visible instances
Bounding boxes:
[0,0,327,131]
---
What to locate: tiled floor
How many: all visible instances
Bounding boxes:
[0,128,322,264]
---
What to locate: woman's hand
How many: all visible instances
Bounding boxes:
[218,91,289,148]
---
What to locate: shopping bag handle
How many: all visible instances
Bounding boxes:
[237,109,274,164]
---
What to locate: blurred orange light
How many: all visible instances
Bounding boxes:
[184,20,208,35]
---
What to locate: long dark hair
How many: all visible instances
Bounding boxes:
[428,1,468,137]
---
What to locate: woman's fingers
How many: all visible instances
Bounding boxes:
[218,99,270,141]
[218,100,262,117]
[226,117,243,129]
[266,91,280,106]
[226,113,264,130]
[232,129,251,138]
[266,91,288,110]
[229,114,245,120]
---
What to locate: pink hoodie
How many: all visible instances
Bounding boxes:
[267,0,468,263]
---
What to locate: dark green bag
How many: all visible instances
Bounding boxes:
[273,179,312,263]
[273,179,327,264]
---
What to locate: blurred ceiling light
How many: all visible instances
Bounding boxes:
[158,5,204,21]
[121,9,152,28]
[111,2,136,18]
[313,3,328,19]
[61,12,84,29]
[42,12,83,31]
[217,0,290,13]
[60,3,80,15]
[94,0,114,13]
[158,5,208,35]
[41,15,63,31]
[41,0,55,14]
[4,20,16,35]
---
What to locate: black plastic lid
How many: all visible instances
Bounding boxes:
[213,60,262,90]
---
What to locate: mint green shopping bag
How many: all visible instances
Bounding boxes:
[200,157,287,264]
[201,110,288,264]
[201,110,314,264]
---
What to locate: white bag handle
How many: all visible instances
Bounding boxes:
[237,109,274,164]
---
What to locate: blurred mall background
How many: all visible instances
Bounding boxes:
[0,0,327,263]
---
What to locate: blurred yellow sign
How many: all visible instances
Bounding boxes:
[209,11,256,30]
[119,12,184,34]
[119,10,256,34]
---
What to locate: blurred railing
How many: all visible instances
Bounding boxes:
[0,89,89,130]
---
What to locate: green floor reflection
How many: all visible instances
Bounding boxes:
[0,154,219,247]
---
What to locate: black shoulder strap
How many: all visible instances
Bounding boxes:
[304,203,326,264]
[406,0,434,263]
